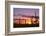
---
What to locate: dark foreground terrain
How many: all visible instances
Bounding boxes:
[13,23,39,28]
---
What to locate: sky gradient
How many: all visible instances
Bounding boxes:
[13,8,39,19]
[13,8,39,16]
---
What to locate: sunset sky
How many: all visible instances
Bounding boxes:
[13,8,39,19]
